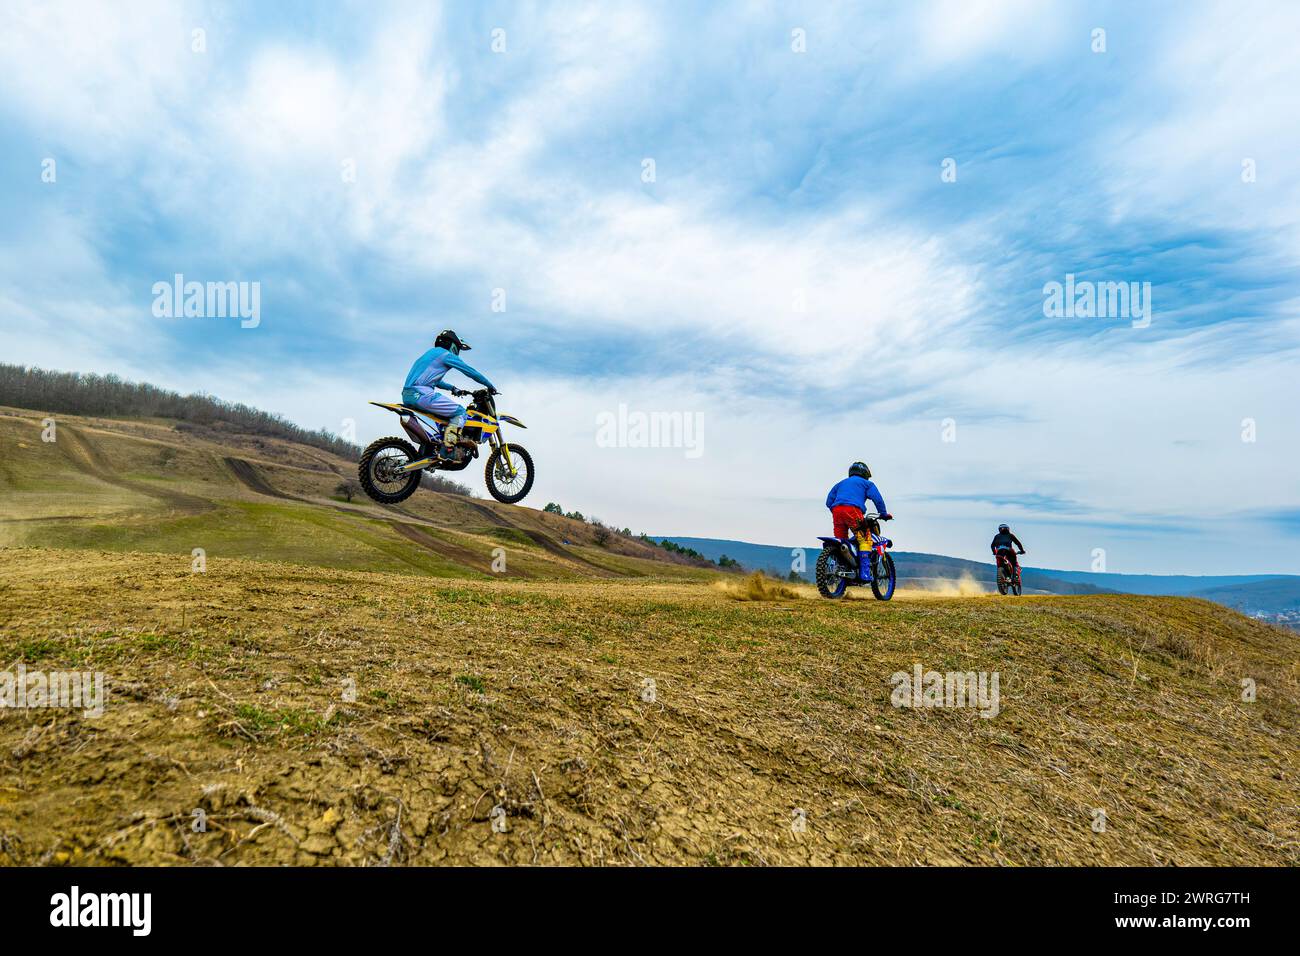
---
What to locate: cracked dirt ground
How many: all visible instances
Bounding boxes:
[1,548,1296,865]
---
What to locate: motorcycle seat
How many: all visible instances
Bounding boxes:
[400,403,451,422]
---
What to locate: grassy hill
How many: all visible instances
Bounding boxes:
[1,404,1297,866]
[0,405,714,582]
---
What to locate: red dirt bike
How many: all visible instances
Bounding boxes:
[994,546,1023,596]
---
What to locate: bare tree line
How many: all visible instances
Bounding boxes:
[0,363,359,459]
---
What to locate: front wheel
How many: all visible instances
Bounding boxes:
[871,552,896,601]
[485,443,534,504]
[358,437,422,504]
[815,548,848,599]
[1011,572,1022,596]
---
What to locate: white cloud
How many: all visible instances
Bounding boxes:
[1097,3,1300,238]
[911,0,1074,69]
[0,0,202,152]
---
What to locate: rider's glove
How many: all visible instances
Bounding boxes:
[880,513,893,521]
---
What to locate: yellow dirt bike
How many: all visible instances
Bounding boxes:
[358,387,534,504]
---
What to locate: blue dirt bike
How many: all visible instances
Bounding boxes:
[815,512,897,600]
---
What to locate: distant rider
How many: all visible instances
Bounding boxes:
[990,524,1026,572]
[402,330,496,455]
[825,462,892,550]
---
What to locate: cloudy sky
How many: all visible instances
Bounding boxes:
[1,0,1297,574]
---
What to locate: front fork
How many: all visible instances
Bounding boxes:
[491,432,517,475]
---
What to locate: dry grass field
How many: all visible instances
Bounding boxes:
[1,548,1296,866]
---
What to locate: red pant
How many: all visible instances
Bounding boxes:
[831,505,864,540]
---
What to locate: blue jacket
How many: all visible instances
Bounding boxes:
[826,476,887,514]
[404,347,495,392]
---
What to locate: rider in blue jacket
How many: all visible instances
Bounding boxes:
[825,462,892,542]
[403,330,496,454]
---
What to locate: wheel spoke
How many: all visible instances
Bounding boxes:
[491,454,529,494]
[372,447,415,490]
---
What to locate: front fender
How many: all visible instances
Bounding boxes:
[498,414,526,428]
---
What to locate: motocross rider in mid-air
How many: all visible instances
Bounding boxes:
[402,330,497,457]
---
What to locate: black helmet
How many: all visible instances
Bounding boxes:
[998,523,1010,533]
[848,461,871,479]
[435,329,471,354]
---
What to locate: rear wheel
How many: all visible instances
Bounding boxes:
[996,563,1009,595]
[815,548,848,599]
[485,444,534,504]
[358,437,422,504]
[871,552,896,601]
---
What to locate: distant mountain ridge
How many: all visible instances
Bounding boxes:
[1029,568,1294,596]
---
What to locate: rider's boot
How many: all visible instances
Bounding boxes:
[854,529,872,574]
[438,424,463,458]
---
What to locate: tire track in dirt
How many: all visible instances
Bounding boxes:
[519,529,619,575]
[229,457,436,528]
[463,499,515,527]
[388,522,528,578]
[223,456,305,501]
[463,499,621,576]
[224,455,510,577]
[60,426,214,514]
[1,514,92,522]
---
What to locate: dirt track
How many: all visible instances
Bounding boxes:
[61,426,213,514]
[387,522,525,578]
[223,456,302,501]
